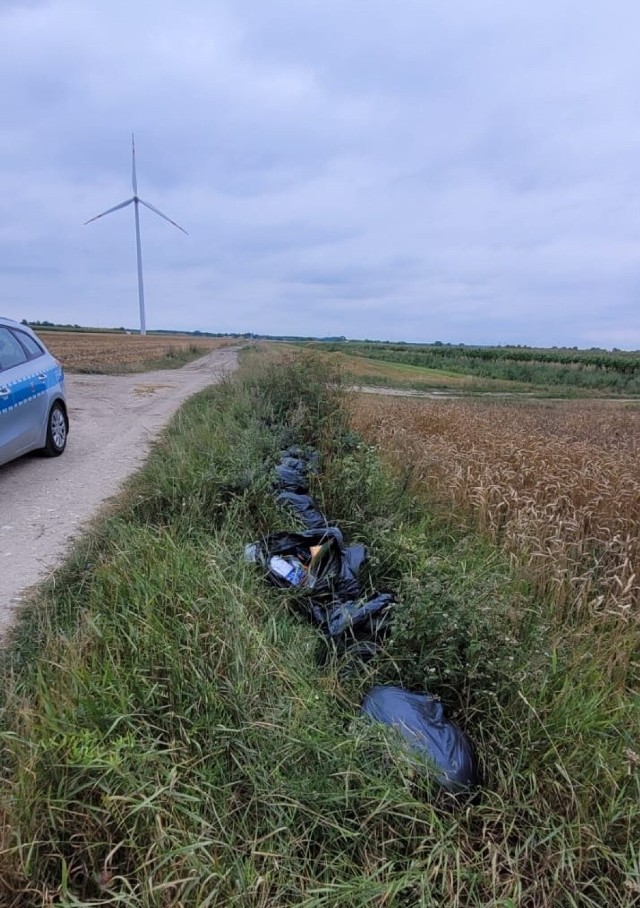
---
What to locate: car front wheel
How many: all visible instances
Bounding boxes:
[43,402,67,457]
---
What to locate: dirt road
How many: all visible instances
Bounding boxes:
[0,348,238,633]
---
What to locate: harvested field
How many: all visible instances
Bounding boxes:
[350,394,640,627]
[35,330,232,373]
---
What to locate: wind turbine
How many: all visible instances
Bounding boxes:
[85,134,188,335]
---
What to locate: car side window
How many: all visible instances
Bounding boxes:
[0,327,29,372]
[13,329,45,361]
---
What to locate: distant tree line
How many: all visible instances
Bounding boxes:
[23,321,348,343]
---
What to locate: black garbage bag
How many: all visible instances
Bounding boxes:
[246,527,366,599]
[324,592,395,639]
[274,446,322,493]
[311,592,395,651]
[281,446,320,474]
[307,534,365,600]
[274,462,309,493]
[361,686,477,792]
[276,491,328,529]
[314,594,395,672]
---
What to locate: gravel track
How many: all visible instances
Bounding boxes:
[0,348,238,633]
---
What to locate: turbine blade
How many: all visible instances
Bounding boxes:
[138,197,188,234]
[131,133,138,195]
[84,197,134,225]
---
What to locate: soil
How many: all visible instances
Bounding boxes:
[0,348,238,633]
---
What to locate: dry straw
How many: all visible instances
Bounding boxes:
[350,395,640,636]
[38,330,230,372]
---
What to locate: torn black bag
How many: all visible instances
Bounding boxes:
[247,527,365,599]
[276,491,328,529]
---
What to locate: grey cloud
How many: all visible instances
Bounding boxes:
[1,0,640,346]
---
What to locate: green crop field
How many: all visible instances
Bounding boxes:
[314,340,640,395]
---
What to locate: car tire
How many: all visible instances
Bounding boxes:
[43,402,67,457]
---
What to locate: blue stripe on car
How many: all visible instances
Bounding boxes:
[0,366,62,417]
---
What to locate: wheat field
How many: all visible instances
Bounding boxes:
[350,394,640,627]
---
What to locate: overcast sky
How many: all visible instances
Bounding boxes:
[1,0,640,347]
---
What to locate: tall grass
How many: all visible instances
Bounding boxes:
[0,353,637,905]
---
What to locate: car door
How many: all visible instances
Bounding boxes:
[0,326,47,464]
[11,327,49,418]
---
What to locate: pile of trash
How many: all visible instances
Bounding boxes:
[245,445,478,794]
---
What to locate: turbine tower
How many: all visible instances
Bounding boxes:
[85,135,187,335]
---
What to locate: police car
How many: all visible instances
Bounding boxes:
[0,317,68,467]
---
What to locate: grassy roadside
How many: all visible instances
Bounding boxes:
[0,352,637,905]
